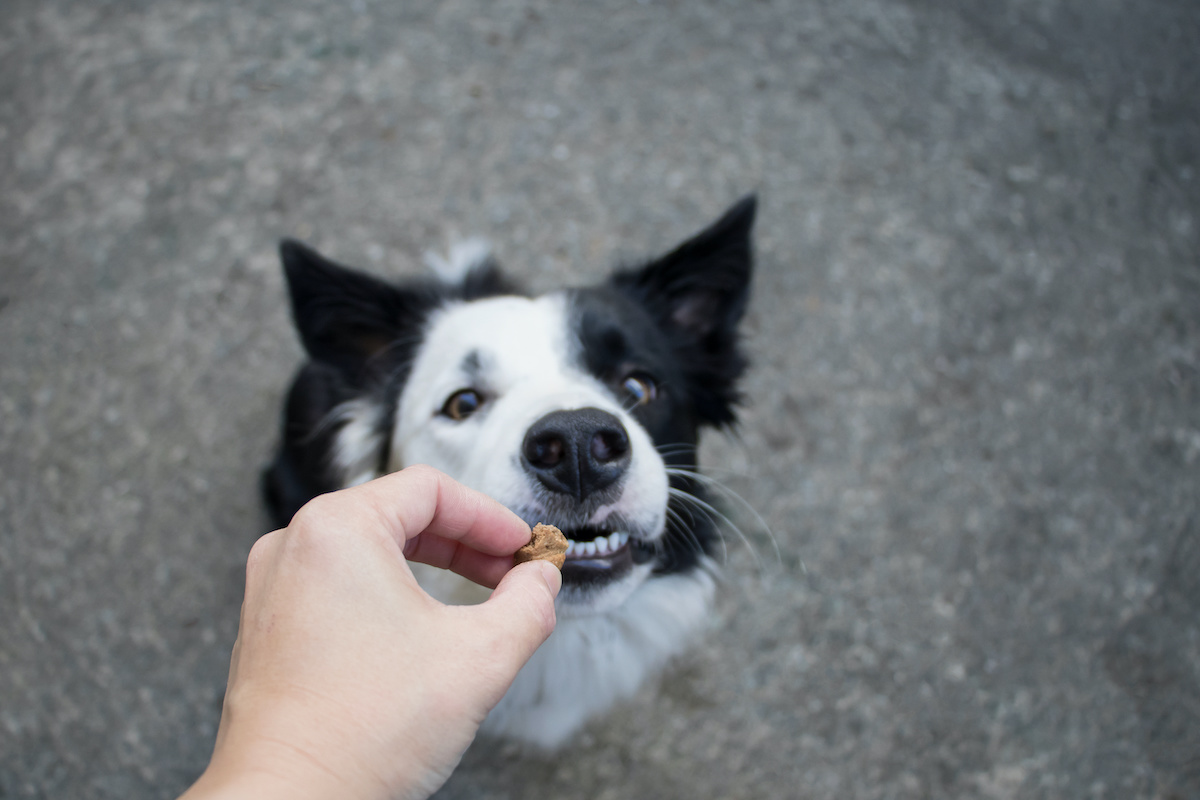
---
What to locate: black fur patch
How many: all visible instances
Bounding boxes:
[608,195,755,428]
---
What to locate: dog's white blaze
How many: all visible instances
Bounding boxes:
[392,292,668,542]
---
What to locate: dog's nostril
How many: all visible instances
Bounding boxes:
[525,433,566,467]
[590,429,628,463]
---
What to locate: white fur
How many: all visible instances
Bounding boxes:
[483,564,717,748]
[329,398,385,487]
[422,237,493,283]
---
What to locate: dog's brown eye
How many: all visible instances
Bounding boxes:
[622,373,657,406]
[441,389,482,421]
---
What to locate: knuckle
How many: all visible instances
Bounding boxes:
[402,463,439,481]
[284,493,353,553]
[244,533,274,580]
[288,492,338,534]
[400,463,446,495]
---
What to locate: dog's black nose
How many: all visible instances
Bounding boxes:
[522,408,631,501]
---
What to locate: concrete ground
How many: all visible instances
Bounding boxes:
[2,1,1198,797]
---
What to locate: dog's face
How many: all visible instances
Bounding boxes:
[394,290,677,613]
[270,196,755,618]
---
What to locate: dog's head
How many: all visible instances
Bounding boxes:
[278,197,755,614]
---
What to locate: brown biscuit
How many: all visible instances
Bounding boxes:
[514,523,569,569]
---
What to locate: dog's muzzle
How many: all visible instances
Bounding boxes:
[519,407,657,588]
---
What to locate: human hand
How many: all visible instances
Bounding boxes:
[180,465,561,800]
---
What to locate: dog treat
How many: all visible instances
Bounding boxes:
[514,523,569,569]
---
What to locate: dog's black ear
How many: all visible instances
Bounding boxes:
[610,195,756,425]
[279,240,437,385]
[615,195,755,342]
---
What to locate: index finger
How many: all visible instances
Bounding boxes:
[329,464,532,556]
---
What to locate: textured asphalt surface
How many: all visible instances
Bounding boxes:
[2,1,1199,798]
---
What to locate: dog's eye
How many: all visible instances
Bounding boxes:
[441,389,483,421]
[622,373,657,406]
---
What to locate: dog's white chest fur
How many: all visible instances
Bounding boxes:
[412,562,716,749]
[484,569,715,748]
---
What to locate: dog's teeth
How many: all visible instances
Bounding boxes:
[562,532,631,559]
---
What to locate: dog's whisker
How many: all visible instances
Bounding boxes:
[663,469,729,561]
[663,503,715,563]
[668,479,773,573]
[662,487,717,560]
[668,486,737,566]
[654,443,698,459]
[666,467,785,569]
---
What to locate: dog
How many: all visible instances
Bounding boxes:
[262,195,756,749]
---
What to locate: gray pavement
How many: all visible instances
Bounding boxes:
[2,1,1198,798]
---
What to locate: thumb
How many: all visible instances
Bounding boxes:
[471,560,562,680]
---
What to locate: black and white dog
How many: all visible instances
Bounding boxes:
[262,196,756,749]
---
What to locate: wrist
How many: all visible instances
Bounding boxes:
[180,763,314,800]
[179,731,396,800]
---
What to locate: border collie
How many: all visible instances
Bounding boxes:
[262,196,756,749]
